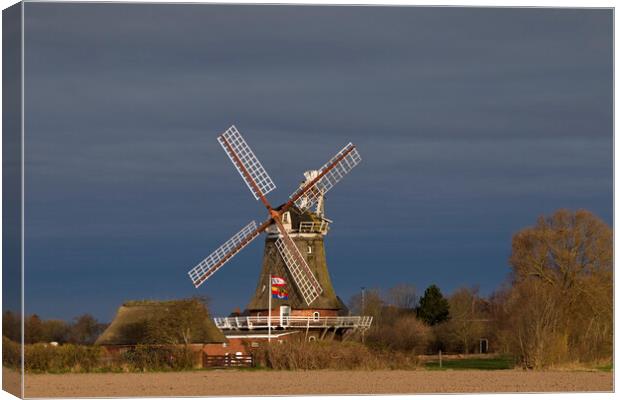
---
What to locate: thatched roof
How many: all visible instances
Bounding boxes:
[95,299,226,346]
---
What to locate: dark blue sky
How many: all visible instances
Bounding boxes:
[23,4,612,322]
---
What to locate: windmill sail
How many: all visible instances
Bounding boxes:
[290,143,361,213]
[188,220,261,288]
[274,231,323,306]
[218,125,276,201]
[187,125,361,308]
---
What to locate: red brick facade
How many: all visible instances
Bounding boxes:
[249,308,338,317]
[202,339,247,356]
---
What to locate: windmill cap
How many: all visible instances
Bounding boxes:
[303,170,320,181]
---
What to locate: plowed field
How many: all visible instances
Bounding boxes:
[16,369,612,397]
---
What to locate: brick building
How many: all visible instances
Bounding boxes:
[95,299,240,366]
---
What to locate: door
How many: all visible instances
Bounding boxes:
[479,338,489,354]
[280,305,291,327]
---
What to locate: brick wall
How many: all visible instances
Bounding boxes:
[250,308,338,317]
[202,339,247,356]
[291,309,338,317]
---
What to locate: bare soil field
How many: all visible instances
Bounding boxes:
[2,367,21,397]
[13,369,612,397]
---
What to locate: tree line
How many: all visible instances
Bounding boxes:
[4,208,611,370]
[348,209,612,369]
[3,312,108,345]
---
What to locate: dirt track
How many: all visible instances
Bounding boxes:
[16,369,612,397]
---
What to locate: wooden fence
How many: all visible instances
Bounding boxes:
[203,354,254,368]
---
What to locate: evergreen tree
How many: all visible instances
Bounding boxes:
[417,284,450,325]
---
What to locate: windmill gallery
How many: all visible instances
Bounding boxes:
[98,126,372,362]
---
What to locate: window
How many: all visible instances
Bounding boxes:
[222,343,228,348]
[308,336,317,342]
[313,311,320,321]
[282,212,289,223]
[307,245,312,254]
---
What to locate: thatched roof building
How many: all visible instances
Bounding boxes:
[96,299,226,346]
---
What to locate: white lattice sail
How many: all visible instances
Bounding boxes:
[275,235,323,305]
[291,143,361,212]
[218,126,276,200]
[188,220,260,287]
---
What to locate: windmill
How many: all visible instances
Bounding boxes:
[187,125,361,310]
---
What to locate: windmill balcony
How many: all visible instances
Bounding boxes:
[297,221,329,234]
[266,220,330,236]
[213,315,373,331]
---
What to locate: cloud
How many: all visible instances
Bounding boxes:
[21,4,612,319]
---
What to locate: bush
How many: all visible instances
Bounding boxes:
[58,344,102,372]
[120,345,195,372]
[254,338,376,370]
[366,315,432,354]
[18,341,197,373]
[24,344,54,372]
[253,337,421,370]
[13,335,425,373]
[2,337,21,369]
[23,342,104,373]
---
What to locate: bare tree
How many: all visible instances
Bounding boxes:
[504,280,570,368]
[42,320,70,343]
[25,315,44,344]
[510,209,612,290]
[3,311,21,342]
[69,314,103,345]
[505,209,612,368]
[438,287,485,354]
[387,284,418,310]
[367,314,432,354]
[348,289,383,321]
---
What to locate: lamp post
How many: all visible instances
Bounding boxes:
[268,273,273,343]
[361,286,366,315]
[361,286,366,343]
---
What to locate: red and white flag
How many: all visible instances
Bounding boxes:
[271,276,286,286]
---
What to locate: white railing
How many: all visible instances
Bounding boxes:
[214,315,373,331]
[298,221,329,234]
